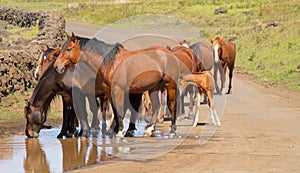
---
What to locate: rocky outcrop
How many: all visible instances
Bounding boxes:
[0,7,66,100]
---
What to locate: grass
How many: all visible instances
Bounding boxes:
[0,0,299,119]
[3,23,39,43]
[0,89,62,121]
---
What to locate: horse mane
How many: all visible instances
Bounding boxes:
[29,60,57,115]
[83,38,123,67]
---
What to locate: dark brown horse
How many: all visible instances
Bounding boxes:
[211,37,236,94]
[54,33,181,137]
[34,46,107,137]
[25,48,109,138]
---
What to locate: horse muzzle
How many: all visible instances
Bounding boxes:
[55,64,65,74]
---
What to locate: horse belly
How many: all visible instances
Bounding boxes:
[128,71,163,93]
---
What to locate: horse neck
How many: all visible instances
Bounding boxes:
[30,72,58,112]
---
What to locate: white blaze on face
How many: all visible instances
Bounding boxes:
[34,65,39,79]
[181,43,189,48]
[213,44,220,63]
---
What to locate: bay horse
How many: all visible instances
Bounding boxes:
[25,50,109,138]
[54,33,181,137]
[166,45,196,118]
[179,40,214,104]
[211,37,236,94]
[179,71,221,127]
[34,45,107,136]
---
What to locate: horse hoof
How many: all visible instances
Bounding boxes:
[124,130,135,137]
[169,133,176,138]
[57,133,64,138]
[143,124,155,137]
[200,100,208,105]
[91,126,100,131]
[192,122,198,127]
[116,131,124,138]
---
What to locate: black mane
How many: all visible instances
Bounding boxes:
[82,37,123,67]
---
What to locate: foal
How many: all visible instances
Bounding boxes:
[179,71,221,127]
[211,37,236,94]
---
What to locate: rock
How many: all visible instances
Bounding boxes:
[265,21,279,28]
[242,11,251,15]
[257,63,265,69]
[214,7,227,15]
[297,64,300,69]
[229,36,238,42]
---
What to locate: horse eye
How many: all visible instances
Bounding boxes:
[66,47,72,52]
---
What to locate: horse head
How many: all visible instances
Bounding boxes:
[35,46,60,80]
[211,37,224,63]
[54,32,81,74]
[24,99,46,138]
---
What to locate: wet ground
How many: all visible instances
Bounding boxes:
[0,94,226,173]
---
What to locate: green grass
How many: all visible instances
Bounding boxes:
[3,23,39,43]
[0,0,299,93]
[0,89,62,121]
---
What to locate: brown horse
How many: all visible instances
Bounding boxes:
[167,45,196,117]
[179,71,221,127]
[54,33,181,137]
[179,40,214,104]
[25,49,109,138]
[34,46,108,136]
[179,40,214,72]
[211,37,236,94]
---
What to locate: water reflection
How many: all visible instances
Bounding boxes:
[24,138,50,173]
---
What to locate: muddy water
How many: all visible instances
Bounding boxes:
[0,94,226,173]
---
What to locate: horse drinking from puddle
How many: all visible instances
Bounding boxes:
[54,33,181,137]
[25,45,110,138]
[211,37,236,94]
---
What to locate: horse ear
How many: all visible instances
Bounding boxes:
[187,40,191,45]
[41,46,47,52]
[166,45,171,50]
[51,48,60,59]
[71,32,77,42]
[178,40,183,45]
[210,38,213,44]
[66,33,71,38]
[220,37,224,43]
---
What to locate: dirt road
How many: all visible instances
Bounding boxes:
[66,21,300,172]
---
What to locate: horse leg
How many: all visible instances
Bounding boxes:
[87,95,100,131]
[207,87,221,126]
[112,86,125,137]
[214,63,221,94]
[125,93,142,137]
[99,95,107,134]
[57,96,71,138]
[166,82,177,135]
[193,90,201,127]
[143,91,160,137]
[221,63,227,94]
[158,88,167,123]
[187,85,196,117]
[72,88,90,138]
[227,65,234,94]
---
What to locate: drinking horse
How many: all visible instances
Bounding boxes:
[211,37,236,94]
[25,53,109,138]
[34,45,108,137]
[54,33,181,137]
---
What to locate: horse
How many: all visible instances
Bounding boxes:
[34,46,109,137]
[179,71,221,127]
[211,37,236,94]
[166,45,196,118]
[25,55,109,138]
[54,32,181,137]
[179,40,214,105]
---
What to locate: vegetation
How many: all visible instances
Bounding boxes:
[0,0,299,120]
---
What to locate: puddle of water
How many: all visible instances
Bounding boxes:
[0,94,226,172]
